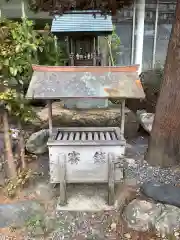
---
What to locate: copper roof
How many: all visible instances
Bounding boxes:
[26,65,145,99]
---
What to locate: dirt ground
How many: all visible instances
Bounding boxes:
[0,128,172,239]
[0,167,163,240]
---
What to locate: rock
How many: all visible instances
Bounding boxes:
[0,201,44,228]
[155,205,180,235]
[34,182,57,201]
[126,68,163,113]
[137,110,154,133]
[91,228,104,239]
[123,199,163,231]
[27,225,45,237]
[36,102,139,138]
[114,184,138,211]
[110,222,117,231]
[26,129,49,155]
[124,233,131,239]
[124,158,137,168]
[63,98,108,109]
[141,182,180,208]
[10,128,20,139]
[44,216,57,233]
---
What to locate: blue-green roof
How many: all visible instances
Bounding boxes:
[51,11,113,33]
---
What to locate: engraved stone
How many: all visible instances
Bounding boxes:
[68,151,80,164]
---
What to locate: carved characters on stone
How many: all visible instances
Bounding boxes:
[94,151,106,164]
[68,151,80,164]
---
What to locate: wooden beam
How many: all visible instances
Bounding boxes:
[47,100,53,134]
[120,99,125,136]
[59,154,67,205]
[108,152,115,205]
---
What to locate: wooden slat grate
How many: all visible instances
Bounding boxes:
[56,130,118,141]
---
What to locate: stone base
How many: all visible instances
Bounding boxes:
[35,102,139,138]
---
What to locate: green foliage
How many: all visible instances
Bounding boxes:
[0,19,67,91]
[108,25,121,104]
[0,18,66,123]
[0,89,36,123]
[0,18,45,92]
[38,24,68,66]
[110,25,121,65]
[5,168,32,198]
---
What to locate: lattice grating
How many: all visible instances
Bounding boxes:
[56,130,118,141]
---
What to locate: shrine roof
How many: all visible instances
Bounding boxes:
[26,65,145,100]
[51,11,113,33]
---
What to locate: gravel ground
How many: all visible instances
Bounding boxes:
[125,136,180,185]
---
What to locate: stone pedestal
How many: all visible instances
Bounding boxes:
[63,99,108,109]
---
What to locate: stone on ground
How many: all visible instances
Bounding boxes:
[26,129,49,154]
[36,101,139,138]
[124,198,180,236]
[114,182,138,211]
[123,199,163,231]
[141,181,180,207]
[34,182,57,201]
[0,200,44,228]
[136,110,154,133]
[155,205,180,235]
[127,68,163,113]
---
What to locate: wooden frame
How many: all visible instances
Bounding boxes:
[59,153,67,205]
[48,127,126,146]
[46,91,126,207]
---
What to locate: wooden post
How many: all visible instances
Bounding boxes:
[70,38,74,66]
[59,154,67,205]
[93,36,96,66]
[120,99,125,137]
[66,36,70,56]
[108,152,115,205]
[47,100,53,135]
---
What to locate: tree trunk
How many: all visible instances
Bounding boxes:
[3,111,17,178]
[18,120,26,169]
[146,0,180,167]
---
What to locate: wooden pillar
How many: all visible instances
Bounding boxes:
[47,100,53,134]
[70,38,74,66]
[93,36,96,66]
[120,99,125,137]
[108,152,115,205]
[97,37,101,66]
[66,36,69,54]
[66,36,70,60]
[59,154,67,205]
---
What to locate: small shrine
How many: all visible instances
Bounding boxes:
[51,11,113,109]
[26,65,145,206]
[51,11,113,66]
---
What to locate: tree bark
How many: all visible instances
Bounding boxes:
[3,111,17,178]
[146,0,180,167]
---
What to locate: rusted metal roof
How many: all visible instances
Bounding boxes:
[26,65,145,99]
